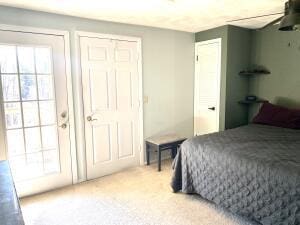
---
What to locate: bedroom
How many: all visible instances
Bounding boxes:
[0,0,299,225]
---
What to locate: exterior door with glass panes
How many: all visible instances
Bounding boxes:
[0,29,73,197]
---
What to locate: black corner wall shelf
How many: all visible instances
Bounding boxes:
[238,100,268,105]
[239,70,270,76]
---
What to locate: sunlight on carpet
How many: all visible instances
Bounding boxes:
[21,160,255,225]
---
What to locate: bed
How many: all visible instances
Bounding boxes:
[171,124,300,225]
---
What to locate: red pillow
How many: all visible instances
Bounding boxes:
[253,102,300,129]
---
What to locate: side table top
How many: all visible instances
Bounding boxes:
[146,133,186,145]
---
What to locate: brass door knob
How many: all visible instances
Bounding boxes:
[60,123,67,129]
[87,116,97,122]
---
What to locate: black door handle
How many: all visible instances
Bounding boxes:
[208,107,215,111]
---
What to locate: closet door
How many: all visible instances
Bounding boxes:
[194,38,221,136]
[79,35,142,180]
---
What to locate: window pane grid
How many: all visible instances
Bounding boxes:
[6,123,57,130]
[1,73,52,77]
[1,75,20,101]
[2,99,56,104]
[8,148,58,156]
[0,44,60,180]
[14,46,27,164]
[33,47,46,174]
[9,149,59,178]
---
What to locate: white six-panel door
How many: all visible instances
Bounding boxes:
[0,29,74,197]
[194,39,221,136]
[79,35,141,180]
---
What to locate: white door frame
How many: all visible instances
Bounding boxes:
[75,31,144,182]
[0,24,78,184]
[194,38,223,135]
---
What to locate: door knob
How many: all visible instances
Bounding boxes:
[59,111,69,128]
[59,123,68,129]
[208,107,215,111]
[87,116,97,122]
[61,111,68,118]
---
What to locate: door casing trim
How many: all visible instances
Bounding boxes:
[0,24,78,185]
[75,31,144,182]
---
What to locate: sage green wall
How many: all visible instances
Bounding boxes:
[195,25,251,129]
[225,26,251,128]
[0,6,195,177]
[249,25,300,118]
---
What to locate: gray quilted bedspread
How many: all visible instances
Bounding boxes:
[171,124,300,225]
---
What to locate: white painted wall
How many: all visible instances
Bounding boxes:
[0,6,195,180]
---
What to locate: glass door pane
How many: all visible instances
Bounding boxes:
[0,44,61,181]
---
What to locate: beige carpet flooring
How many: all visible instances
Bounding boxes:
[21,160,256,225]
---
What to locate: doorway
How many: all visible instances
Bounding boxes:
[0,27,75,197]
[194,38,222,136]
[78,32,143,180]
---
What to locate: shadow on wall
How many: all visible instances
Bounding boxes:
[146,117,194,139]
[250,64,270,72]
[274,96,300,108]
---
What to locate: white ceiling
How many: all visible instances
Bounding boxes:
[0,0,286,32]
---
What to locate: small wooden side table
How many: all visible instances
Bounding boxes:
[145,134,186,171]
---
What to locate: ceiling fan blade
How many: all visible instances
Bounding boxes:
[227,12,283,23]
[257,16,284,30]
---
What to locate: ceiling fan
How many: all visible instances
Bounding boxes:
[227,0,300,31]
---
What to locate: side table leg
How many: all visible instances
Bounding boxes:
[146,143,150,165]
[158,147,161,172]
[171,146,177,159]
